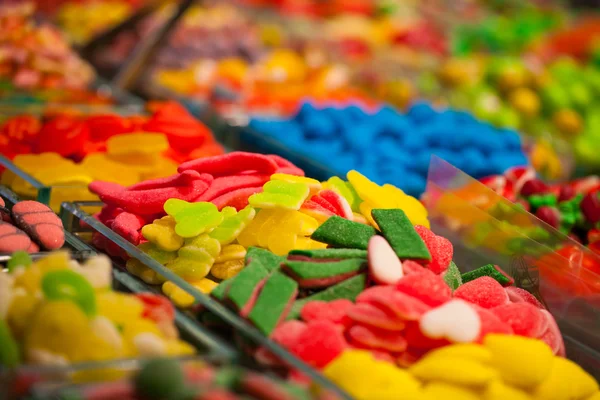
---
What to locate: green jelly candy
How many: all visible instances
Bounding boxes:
[41,270,97,317]
[461,264,514,287]
[288,248,367,260]
[164,200,224,238]
[442,261,463,291]
[245,247,284,272]
[137,242,177,265]
[248,271,298,335]
[167,237,220,281]
[209,206,256,245]
[226,261,270,311]
[7,250,32,272]
[311,215,376,249]
[287,274,367,320]
[134,358,185,400]
[283,258,366,280]
[372,209,431,260]
[0,319,20,367]
[248,180,310,210]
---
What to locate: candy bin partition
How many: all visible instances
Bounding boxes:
[423,156,600,379]
[58,201,353,399]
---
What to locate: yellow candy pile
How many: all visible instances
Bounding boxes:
[324,335,599,400]
[1,252,194,366]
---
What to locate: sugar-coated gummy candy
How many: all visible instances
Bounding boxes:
[372,209,431,260]
[11,201,65,251]
[209,206,256,244]
[164,199,224,238]
[532,357,599,400]
[248,180,310,210]
[211,259,245,280]
[141,216,184,251]
[167,234,221,280]
[420,300,481,343]
[311,215,376,250]
[248,271,298,336]
[413,225,452,274]
[410,356,498,387]
[454,276,509,309]
[162,279,218,308]
[289,320,347,368]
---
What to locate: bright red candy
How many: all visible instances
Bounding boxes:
[395,268,452,307]
[1,115,40,146]
[86,114,133,142]
[453,276,509,309]
[414,225,453,274]
[271,320,308,350]
[348,324,408,352]
[290,320,348,368]
[356,286,430,321]
[474,307,514,342]
[492,302,545,338]
[36,115,89,157]
[111,211,145,245]
[300,299,353,328]
[346,302,406,331]
[136,293,176,323]
[211,186,263,211]
[178,152,279,177]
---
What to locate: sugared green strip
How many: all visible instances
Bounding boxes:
[371,209,431,260]
[225,261,269,310]
[461,264,514,286]
[288,248,368,259]
[248,271,298,336]
[311,216,376,249]
[211,278,234,301]
[284,259,366,280]
[286,273,367,320]
[245,247,284,272]
[442,261,463,291]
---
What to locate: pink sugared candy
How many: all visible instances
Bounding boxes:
[346,302,406,331]
[414,225,453,274]
[300,299,353,328]
[357,286,430,321]
[290,320,348,368]
[348,324,408,352]
[492,302,545,338]
[453,276,509,309]
[368,236,404,285]
[395,268,452,307]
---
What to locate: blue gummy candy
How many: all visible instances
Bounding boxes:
[295,102,317,123]
[498,128,523,150]
[343,105,368,122]
[303,114,336,140]
[402,133,425,151]
[460,148,485,177]
[407,101,436,124]
[347,122,381,150]
[402,173,427,197]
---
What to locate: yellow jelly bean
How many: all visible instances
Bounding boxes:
[484,380,532,400]
[125,258,167,285]
[484,334,554,389]
[421,382,479,400]
[141,216,184,251]
[215,244,247,263]
[211,259,245,280]
[533,357,599,400]
[410,357,497,387]
[421,343,493,364]
[271,173,322,194]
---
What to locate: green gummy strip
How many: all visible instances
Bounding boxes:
[245,247,284,272]
[371,209,431,260]
[248,271,298,336]
[211,278,234,301]
[461,264,513,286]
[288,248,368,259]
[284,258,366,280]
[442,261,463,291]
[287,273,367,320]
[311,215,376,249]
[226,261,269,309]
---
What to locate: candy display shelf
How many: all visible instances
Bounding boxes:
[58,200,353,399]
[423,156,600,378]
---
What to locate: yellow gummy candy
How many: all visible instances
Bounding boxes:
[409,357,498,387]
[248,180,310,210]
[271,173,322,194]
[215,244,247,263]
[163,279,218,308]
[484,334,554,390]
[81,153,140,186]
[165,339,196,356]
[96,292,144,326]
[125,258,167,285]
[532,357,599,400]
[324,350,421,400]
[107,133,169,156]
[167,234,221,281]
[141,216,184,251]
[421,382,479,400]
[211,259,245,280]
[421,343,493,364]
[484,381,532,400]
[236,208,276,248]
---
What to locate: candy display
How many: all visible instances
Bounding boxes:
[249,101,528,196]
[0,252,194,367]
[0,101,223,210]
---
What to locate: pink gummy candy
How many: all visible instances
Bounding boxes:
[357,286,430,321]
[492,302,546,338]
[414,225,453,274]
[198,174,270,202]
[346,302,406,331]
[300,299,354,328]
[272,320,308,350]
[505,286,545,309]
[112,212,145,245]
[348,324,408,352]
[453,276,509,309]
[404,321,449,349]
[474,307,514,342]
[317,190,353,219]
[538,309,565,356]
[368,236,404,285]
[178,152,279,176]
[395,268,452,307]
[290,320,348,368]
[127,170,207,191]
[212,186,263,211]
[12,201,65,250]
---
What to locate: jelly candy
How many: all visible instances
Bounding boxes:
[141,216,184,251]
[367,236,404,285]
[322,176,361,212]
[209,206,256,244]
[12,200,65,250]
[7,251,32,272]
[419,300,481,343]
[454,277,509,309]
[289,320,347,368]
[164,199,223,238]
[249,180,311,210]
[41,270,97,317]
[211,259,245,280]
[162,279,217,308]
[178,152,279,176]
[166,234,221,280]
[270,173,321,194]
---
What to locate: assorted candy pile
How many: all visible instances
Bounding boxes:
[0,252,194,367]
[250,101,527,196]
[0,198,64,254]
[0,102,223,210]
[33,357,329,400]
[0,4,95,91]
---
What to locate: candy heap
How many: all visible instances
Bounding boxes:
[0,4,95,91]
[250,101,527,196]
[36,357,329,400]
[0,252,194,367]
[0,102,223,210]
[0,198,64,254]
